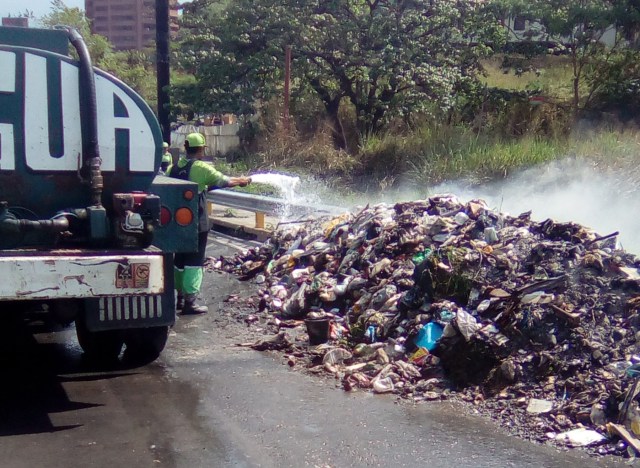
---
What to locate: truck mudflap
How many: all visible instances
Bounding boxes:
[0,252,165,300]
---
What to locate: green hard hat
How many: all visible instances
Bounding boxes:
[163,141,169,149]
[185,133,206,148]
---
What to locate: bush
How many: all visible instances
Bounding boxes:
[587,50,640,122]
[452,85,571,138]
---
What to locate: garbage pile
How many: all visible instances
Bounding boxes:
[218,195,640,457]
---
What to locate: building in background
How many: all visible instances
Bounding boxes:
[2,17,29,28]
[503,16,617,48]
[85,0,179,51]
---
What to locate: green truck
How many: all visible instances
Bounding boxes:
[0,26,198,362]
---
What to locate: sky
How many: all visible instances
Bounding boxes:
[1,0,188,22]
[1,0,85,21]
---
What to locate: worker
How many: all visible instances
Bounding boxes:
[167,132,251,315]
[160,142,172,174]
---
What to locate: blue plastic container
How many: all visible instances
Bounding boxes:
[414,322,444,351]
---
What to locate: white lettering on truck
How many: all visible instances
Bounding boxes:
[0,51,155,173]
[25,54,83,171]
[95,74,155,173]
[0,51,16,170]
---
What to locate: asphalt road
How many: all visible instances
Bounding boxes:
[0,234,627,468]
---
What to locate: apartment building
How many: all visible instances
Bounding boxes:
[85,0,179,51]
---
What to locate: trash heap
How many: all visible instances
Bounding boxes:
[219,195,640,456]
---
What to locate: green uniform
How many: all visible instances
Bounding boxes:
[168,157,230,193]
[160,151,172,173]
[168,157,230,297]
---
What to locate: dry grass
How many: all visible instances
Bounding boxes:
[254,120,359,176]
[481,55,574,99]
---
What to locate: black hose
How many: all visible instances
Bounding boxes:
[0,218,69,234]
[66,27,103,207]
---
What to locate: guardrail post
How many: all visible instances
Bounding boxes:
[255,212,265,229]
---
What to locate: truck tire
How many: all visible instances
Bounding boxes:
[75,315,124,362]
[123,326,169,364]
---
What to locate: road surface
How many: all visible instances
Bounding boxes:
[0,233,625,467]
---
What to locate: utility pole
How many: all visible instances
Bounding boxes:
[156,0,171,143]
[283,45,291,133]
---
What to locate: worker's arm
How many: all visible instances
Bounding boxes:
[226,176,252,187]
[191,162,251,191]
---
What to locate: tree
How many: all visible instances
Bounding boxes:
[168,74,207,121]
[495,0,635,116]
[100,49,158,106]
[41,0,113,65]
[585,48,640,119]
[176,0,504,148]
[176,0,286,117]
[40,1,157,106]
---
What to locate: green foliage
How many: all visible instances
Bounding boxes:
[354,132,409,189]
[100,49,157,106]
[168,74,203,120]
[175,0,506,143]
[496,0,640,115]
[243,112,640,196]
[175,0,283,117]
[482,55,575,101]
[40,0,112,64]
[361,124,640,190]
[404,125,562,186]
[39,1,158,108]
[586,49,640,120]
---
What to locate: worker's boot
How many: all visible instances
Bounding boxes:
[181,294,208,315]
[176,293,184,310]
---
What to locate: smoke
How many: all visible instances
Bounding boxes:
[429,158,640,255]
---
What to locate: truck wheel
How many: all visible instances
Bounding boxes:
[75,316,124,362]
[123,326,169,364]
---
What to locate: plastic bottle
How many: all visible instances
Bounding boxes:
[365,325,377,343]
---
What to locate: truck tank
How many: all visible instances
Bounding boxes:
[0,27,162,219]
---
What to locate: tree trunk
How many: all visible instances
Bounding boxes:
[571,48,581,120]
[355,105,380,138]
[573,76,580,118]
[308,77,347,150]
[326,98,347,151]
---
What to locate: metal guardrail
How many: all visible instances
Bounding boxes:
[206,189,342,230]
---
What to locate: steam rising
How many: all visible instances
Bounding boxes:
[430,158,640,255]
[277,158,640,256]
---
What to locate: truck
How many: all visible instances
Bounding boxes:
[0,26,198,362]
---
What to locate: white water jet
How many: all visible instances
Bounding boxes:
[250,172,302,219]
